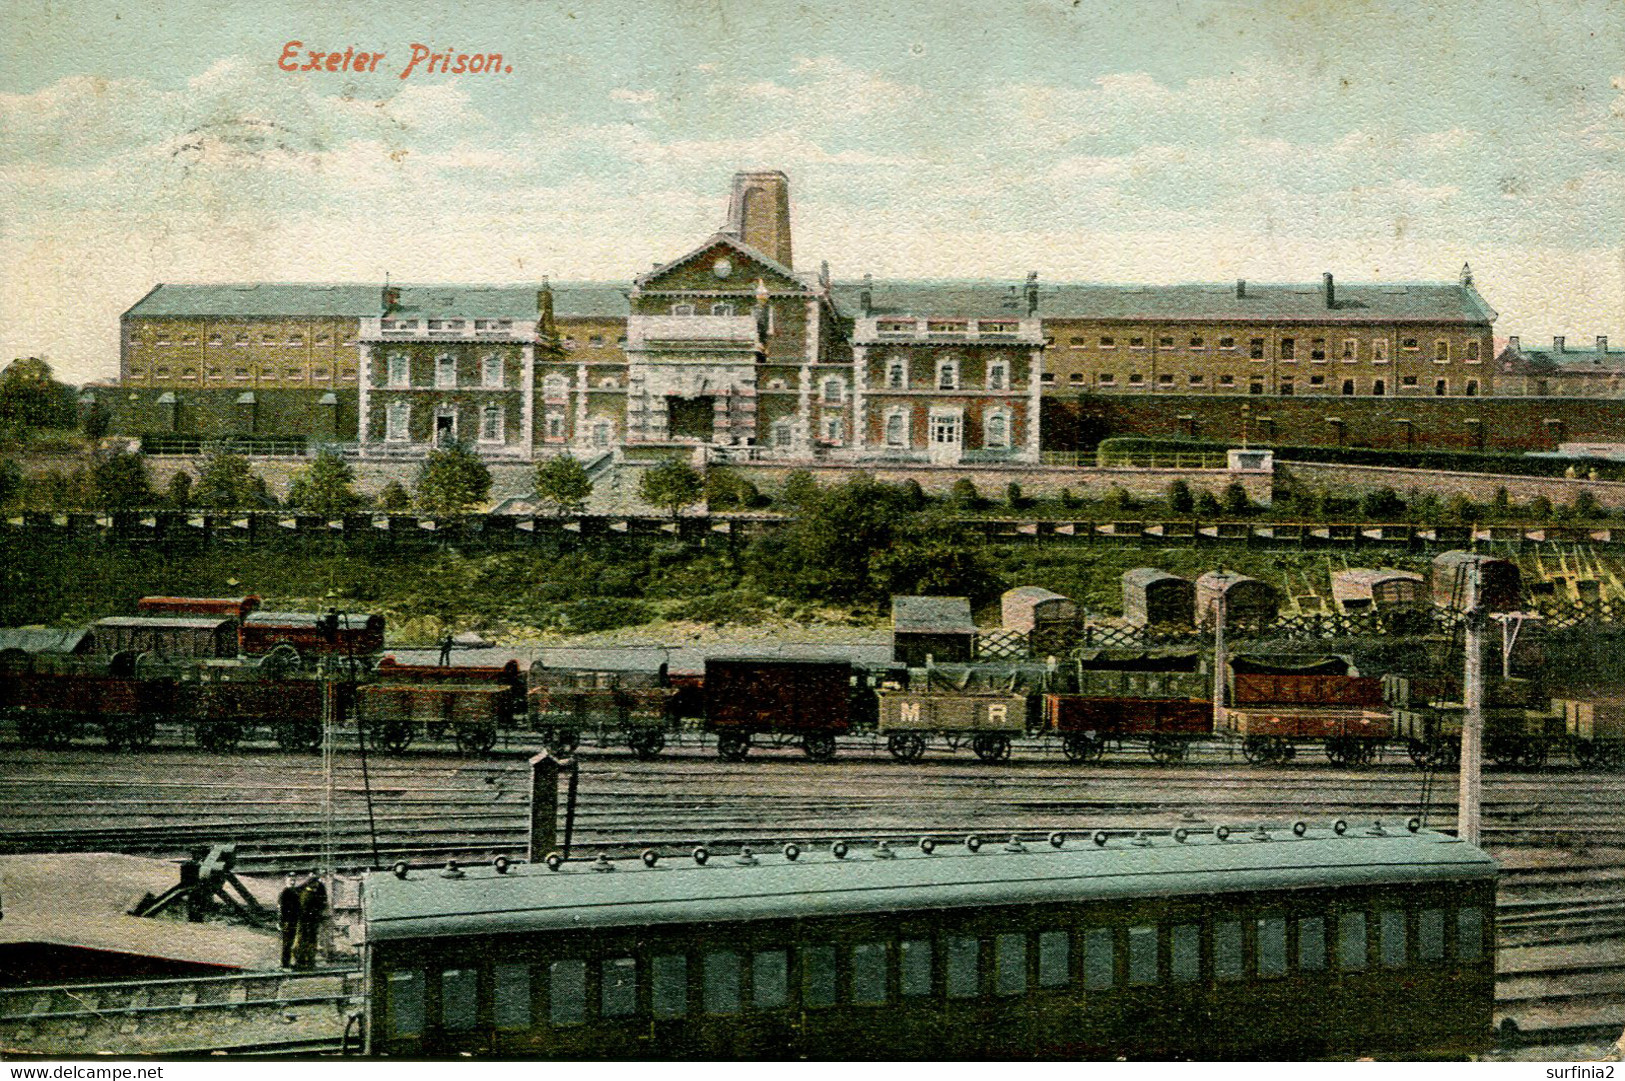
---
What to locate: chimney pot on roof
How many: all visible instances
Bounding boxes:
[860,273,873,317]
[1025,271,1039,315]
[1555,336,1566,352]
[1598,336,1609,353]
[1323,272,1335,309]
[1236,279,1246,299]
[1508,335,1519,352]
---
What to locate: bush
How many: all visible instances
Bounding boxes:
[377,481,411,511]
[1527,495,1554,521]
[1446,494,1477,523]
[287,450,361,517]
[1195,491,1222,516]
[778,470,820,509]
[1221,482,1252,517]
[704,468,762,511]
[1005,481,1025,509]
[557,597,655,634]
[949,477,983,509]
[414,443,492,515]
[1058,487,1077,509]
[896,479,929,512]
[166,471,193,508]
[1167,479,1194,514]
[1359,486,1406,520]
[1569,489,1604,521]
[88,450,153,509]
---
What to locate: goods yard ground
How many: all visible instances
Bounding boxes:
[4,746,1625,1056]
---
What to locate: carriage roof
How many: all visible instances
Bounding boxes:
[363,827,1494,943]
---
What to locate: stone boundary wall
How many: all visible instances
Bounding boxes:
[721,462,1273,504]
[1280,460,1625,510]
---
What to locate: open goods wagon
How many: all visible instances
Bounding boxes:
[0,650,176,749]
[356,659,527,754]
[527,660,676,760]
[1044,695,1213,763]
[703,658,855,762]
[1224,670,1388,766]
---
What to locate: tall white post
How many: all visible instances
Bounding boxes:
[1212,584,1227,734]
[1458,568,1484,846]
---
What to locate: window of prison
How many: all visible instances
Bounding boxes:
[385,402,411,442]
[480,405,504,443]
[436,354,457,388]
[884,409,910,447]
[984,409,1011,449]
[886,359,908,389]
[987,359,1008,390]
[937,359,959,391]
[481,353,504,388]
[821,377,846,404]
[388,353,410,388]
[542,374,569,401]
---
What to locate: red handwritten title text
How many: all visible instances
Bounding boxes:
[277,41,514,78]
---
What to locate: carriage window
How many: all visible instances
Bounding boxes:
[1171,924,1200,983]
[1339,913,1368,971]
[385,970,424,1038]
[1084,928,1115,990]
[1128,927,1159,986]
[802,945,837,1008]
[995,933,1027,996]
[1038,931,1069,987]
[852,942,889,1005]
[494,963,531,1030]
[1380,910,1408,968]
[651,954,687,1018]
[900,939,933,997]
[548,960,587,1026]
[1214,921,1243,981]
[752,950,788,1008]
[703,951,741,1015]
[1297,917,1327,971]
[1456,907,1484,961]
[1418,909,1445,962]
[946,936,980,999]
[1256,916,1287,978]
[440,968,478,1032]
[601,957,636,1018]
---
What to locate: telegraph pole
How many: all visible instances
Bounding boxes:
[1458,567,1485,846]
[1212,579,1227,736]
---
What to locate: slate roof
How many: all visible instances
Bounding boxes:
[891,595,976,635]
[123,283,629,320]
[1500,341,1625,373]
[362,826,1495,943]
[0,626,93,654]
[832,279,1496,324]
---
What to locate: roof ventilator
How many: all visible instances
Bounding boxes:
[1216,826,1232,842]
[782,843,801,861]
[1333,820,1349,835]
[873,841,896,859]
[1092,831,1109,847]
[544,851,564,871]
[692,846,710,866]
[493,856,511,874]
[918,837,936,855]
[736,846,759,866]
[392,861,409,880]
[1293,821,1309,837]
[1048,831,1066,849]
[1173,828,1189,844]
[641,849,659,867]
[441,859,464,879]
[831,841,849,860]
[1407,817,1422,833]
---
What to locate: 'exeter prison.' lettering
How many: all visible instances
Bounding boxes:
[276,41,514,78]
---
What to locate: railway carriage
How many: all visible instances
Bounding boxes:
[239,610,386,661]
[361,823,1497,1060]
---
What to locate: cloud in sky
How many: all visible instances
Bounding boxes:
[0,0,1622,382]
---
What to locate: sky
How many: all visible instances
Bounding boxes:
[2,0,1622,383]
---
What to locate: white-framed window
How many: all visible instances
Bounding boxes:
[821,416,842,444]
[929,408,962,447]
[886,359,908,389]
[1099,336,1116,349]
[1402,337,1419,352]
[1130,337,1147,350]
[711,303,734,316]
[884,408,909,447]
[771,419,794,448]
[1342,339,1358,361]
[987,358,1008,390]
[1097,372,1116,386]
[1435,378,1448,396]
[1465,379,1479,396]
[544,412,565,441]
[671,303,695,316]
[542,374,569,401]
[387,353,410,388]
[1466,340,1481,363]
[590,419,613,447]
[1189,336,1205,350]
[435,354,457,388]
[936,358,959,391]
[1128,372,1145,386]
[1310,338,1326,362]
[481,353,503,388]
[480,404,504,442]
[821,377,845,404]
[983,408,1011,449]
[1219,337,1235,350]
[385,401,411,443]
[1372,339,1390,364]
[1435,340,1450,364]
[433,407,458,445]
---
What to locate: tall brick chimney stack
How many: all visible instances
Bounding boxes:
[1236,279,1247,299]
[1323,272,1335,309]
[1555,336,1566,352]
[1598,336,1609,353]
[726,171,793,269]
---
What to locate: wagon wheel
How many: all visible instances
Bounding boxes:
[1406,739,1431,767]
[971,733,1012,764]
[455,723,498,756]
[551,728,580,755]
[425,723,448,744]
[1241,736,1274,765]
[887,732,927,763]
[16,714,51,748]
[802,732,838,762]
[1062,733,1104,763]
[717,731,751,761]
[628,729,666,760]
[126,714,158,750]
[1427,738,1460,769]
[1520,741,1549,772]
[1324,737,1351,767]
[196,720,243,753]
[276,719,322,753]
[1487,737,1523,769]
[1573,739,1598,770]
[1147,735,1188,765]
[1608,744,1625,772]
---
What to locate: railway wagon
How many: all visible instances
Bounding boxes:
[356,659,526,754]
[1558,697,1625,769]
[703,658,853,762]
[136,595,262,621]
[1044,695,1212,764]
[1330,570,1426,614]
[527,661,674,760]
[91,616,238,661]
[1073,649,1209,699]
[876,690,1028,763]
[1122,568,1195,629]
[239,610,386,660]
[1391,704,1566,770]
[175,660,327,752]
[1232,673,1384,709]
[0,651,175,749]
[1430,551,1522,612]
[1195,572,1279,628]
[361,823,1497,1060]
[1222,707,1393,766]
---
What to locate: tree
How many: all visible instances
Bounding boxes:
[166,470,193,508]
[1446,493,1478,523]
[82,400,110,440]
[1490,487,1512,520]
[1221,481,1253,517]
[777,470,820,509]
[1194,490,1222,516]
[0,357,76,435]
[377,480,411,511]
[1569,489,1604,521]
[703,468,763,512]
[1359,486,1406,520]
[195,447,264,509]
[638,458,704,519]
[1166,479,1194,514]
[1103,485,1137,516]
[414,442,492,515]
[1527,494,1554,521]
[88,450,152,509]
[1004,481,1025,509]
[949,477,983,510]
[288,449,362,517]
[0,459,22,507]
[536,454,594,516]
